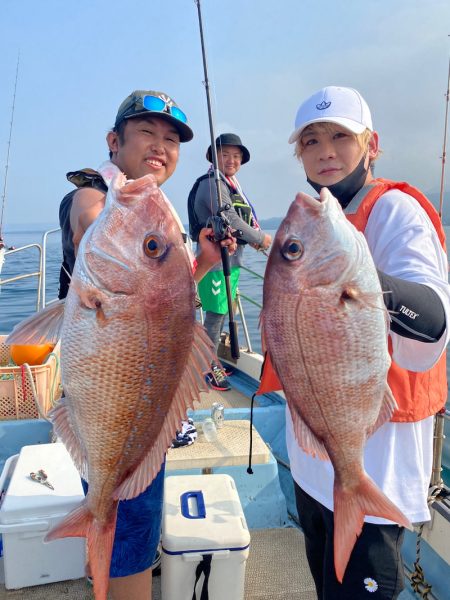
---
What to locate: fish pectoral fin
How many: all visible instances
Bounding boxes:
[6,299,65,345]
[348,289,385,312]
[49,397,89,480]
[291,406,329,461]
[114,321,215,501]
[366,385,398,439]
[114,454,165,501]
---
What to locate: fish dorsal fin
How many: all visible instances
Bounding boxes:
[291,405,330,461]
[6,299,66,345]
[113,321,215,500]
[366,385,397,439]
[49,397,89,481]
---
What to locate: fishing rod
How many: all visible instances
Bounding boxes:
[0,53,20,246]
[438,53,450,219]
[194,0,240,360]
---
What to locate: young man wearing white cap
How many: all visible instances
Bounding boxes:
[287,86,450,598]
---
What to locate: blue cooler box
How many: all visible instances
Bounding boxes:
[162,474,250,600]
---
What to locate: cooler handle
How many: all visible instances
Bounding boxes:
[181,490,206,519]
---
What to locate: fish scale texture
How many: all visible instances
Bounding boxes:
[268,287,390,465]
[61,298,195,516]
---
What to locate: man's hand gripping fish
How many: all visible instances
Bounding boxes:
[7,173,216,600]
[261,188,411,583]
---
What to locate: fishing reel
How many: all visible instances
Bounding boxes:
[206,204,244,244]
[206,215,231,243]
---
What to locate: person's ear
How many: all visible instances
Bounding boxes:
[367,131,379,161]
[107,131,119,155]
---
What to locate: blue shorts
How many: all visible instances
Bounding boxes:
[82,462,165,578]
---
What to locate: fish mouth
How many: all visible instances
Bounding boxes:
[294,192,324,211]
[83,243,133,296]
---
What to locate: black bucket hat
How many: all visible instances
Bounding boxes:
[114,90,193,142]
[206,133,250,164]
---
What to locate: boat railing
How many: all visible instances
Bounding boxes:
[0,243,44,312]
[41,228,61,309]
[235,264,264,354]
[0,228,62,313]
[431,408,450,490]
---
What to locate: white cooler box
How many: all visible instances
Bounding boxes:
[0,442,86,589]
[162,474,250,600]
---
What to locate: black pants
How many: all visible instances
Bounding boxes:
[294,482,405,600]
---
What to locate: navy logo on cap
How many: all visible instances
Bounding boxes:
[316,100,331,110]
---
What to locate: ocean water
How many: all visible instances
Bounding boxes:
[0,230,62,333]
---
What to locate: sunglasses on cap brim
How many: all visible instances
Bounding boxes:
[140,95,187,124]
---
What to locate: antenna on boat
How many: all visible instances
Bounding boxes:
[0,53,20,246]
[194,0,240,360]
[438,46,450,218]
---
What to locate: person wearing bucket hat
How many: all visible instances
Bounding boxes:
[188,133,272,391]
[57,90,236,600]
[283,86,450,599]
[205,132,251,164]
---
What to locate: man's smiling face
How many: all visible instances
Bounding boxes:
[108,115,180,186]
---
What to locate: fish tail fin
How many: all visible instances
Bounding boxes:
[333,476,411,583]
[45,500,117,600]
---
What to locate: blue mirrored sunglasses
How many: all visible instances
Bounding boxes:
[142,95,187,124]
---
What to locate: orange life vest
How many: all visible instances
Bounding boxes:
[258,179,447,423]
[346,178,447,422]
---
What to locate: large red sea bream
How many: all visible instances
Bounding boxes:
[7,173,215,600]
[261,188,411,582]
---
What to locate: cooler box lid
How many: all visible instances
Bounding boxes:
[162,474,250,554]
[0,442,84,524]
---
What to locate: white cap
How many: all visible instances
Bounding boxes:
[288,86,373,144]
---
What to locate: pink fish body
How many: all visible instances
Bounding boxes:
[8,173,214,599]
[262,188,411,582]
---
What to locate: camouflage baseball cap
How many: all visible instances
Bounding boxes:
[114,90,193,142]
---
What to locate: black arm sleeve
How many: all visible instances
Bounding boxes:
[377,270,446,343]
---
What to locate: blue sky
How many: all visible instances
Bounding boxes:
[0,0,449,228]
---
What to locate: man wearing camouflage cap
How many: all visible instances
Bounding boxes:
[58,89,236,600]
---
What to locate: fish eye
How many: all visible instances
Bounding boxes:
[281,238,304,261]
[143,234,166,259]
